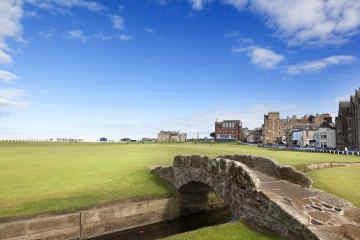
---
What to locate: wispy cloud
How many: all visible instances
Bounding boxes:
[189,0,207,10]
[67,30,88,42]
[145,28,154,33]
[251,0,360,46]
[238,37,254,44]
[233,46,284,69]
[0,88,27,107]
[68,30,130,42]
[119,34,133,41]
[0,50,13,64]
[25,0,106,13]
[39,29,56,39]
[287,56,356,75]
[93,32,112,41]
[111,15,125,31]
[224,31,240,38]
[0,0,23,65]
[0,70,19,83]
[224,31,254,45]
[222,0,248,9]
[25,11,38,17]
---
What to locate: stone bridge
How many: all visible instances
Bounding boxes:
[153,155,360,240]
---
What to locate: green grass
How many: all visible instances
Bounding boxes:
[0,142,359,218]
[308,166,360,208]
[161,222,280,240]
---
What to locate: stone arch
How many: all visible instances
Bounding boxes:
[177,181,217,215]
[173,156,263,221]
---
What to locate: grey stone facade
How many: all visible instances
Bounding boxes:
[336,89,360,150]
[157,131,187,142]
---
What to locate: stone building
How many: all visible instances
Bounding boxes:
[302,127,316,146]
[263,112,288,144]
[157,131,187,142]
[313,114,333,128]
[314,126,336,149]
[336,89,360,150]
[263,112,332,145]
[290,126,315,147]
[215,120,244,141]
[246,127,263,143]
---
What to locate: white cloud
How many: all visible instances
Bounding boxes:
[0,0,23,65]
[222,0,248,9]
[145,28,154,33]
[25,0,105,12]
[54,0,105,12]
[68,30,88,42]
[287,55,356,74]
[238,37,253,43]
[0,88,27,107]
[25,10,37,17]
[0,70,19,83]
[233,46,284,69]
[224,31,254,44]
[0,50,13,64]
[189,0,204,10]
[93,32,112,41]
[119,34,133,41]
[250,0,360,45]
[39,28,55,39]
[224,31,240,38]
[112,15,125,31]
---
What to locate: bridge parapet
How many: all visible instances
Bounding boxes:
[173,155,261,191]
[218,154,312,188]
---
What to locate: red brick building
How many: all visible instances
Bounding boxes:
[215,120,243,141]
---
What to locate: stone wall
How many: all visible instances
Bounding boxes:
[0,213,80,240]
[0,198,180,240]
[306,162,360,171]
[218,154,313,188]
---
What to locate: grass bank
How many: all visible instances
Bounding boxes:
[308,166,360,208]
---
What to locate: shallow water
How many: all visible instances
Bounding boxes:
[91,207,233,240]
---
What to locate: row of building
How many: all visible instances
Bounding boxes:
[262,112,335,148]
[215,116,336,148]
[213,89,360,150]
[214,115,337,148]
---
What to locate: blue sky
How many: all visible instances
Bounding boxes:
[1,0,360,140]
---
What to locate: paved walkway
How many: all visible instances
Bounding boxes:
[254,170,360,240]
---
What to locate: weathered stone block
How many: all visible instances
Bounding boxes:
[27,214,80,234]
[174,155,185,168]
[190,155,202,168]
